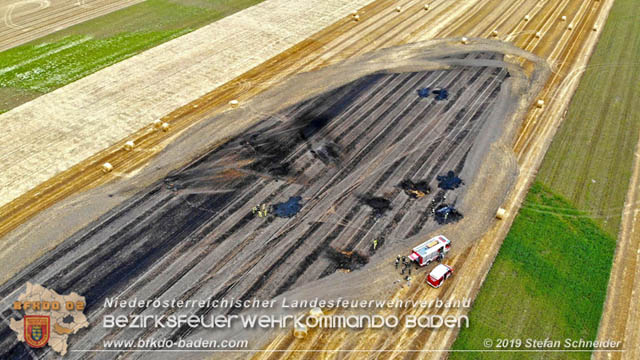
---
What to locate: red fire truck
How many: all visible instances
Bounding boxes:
[408,235,451,266]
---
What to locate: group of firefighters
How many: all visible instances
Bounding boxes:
[252,203,269,218]
[395,255,414,283]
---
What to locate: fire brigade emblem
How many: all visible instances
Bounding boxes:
[24,315,50,348]
[10,283,89,356]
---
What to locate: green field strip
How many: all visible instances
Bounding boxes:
[451,183,616,359]
[0,0,265,110]
[451,0,640,357]
[537,0,640,236]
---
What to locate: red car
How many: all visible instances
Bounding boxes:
[427,264,453,288]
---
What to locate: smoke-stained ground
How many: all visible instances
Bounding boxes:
[0,39,549,359]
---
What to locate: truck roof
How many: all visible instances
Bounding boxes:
[413,235,449,257]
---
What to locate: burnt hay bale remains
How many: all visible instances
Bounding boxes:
[433,88,449,100]
[434,204,463,224]
[325,248,369,272]
[360,195,392,216]
[272,196,303,218]
[437,170,463,190]
[417,87,431,98]
[399,179,431,198]
[427,191,447,213]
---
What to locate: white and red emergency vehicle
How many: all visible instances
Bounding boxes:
[408,235,451,266]
[427,264,453,288]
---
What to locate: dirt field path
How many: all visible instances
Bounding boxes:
[594,131,640,360]
[0,0,144,52]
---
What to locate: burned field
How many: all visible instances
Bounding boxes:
[0,51,513,358]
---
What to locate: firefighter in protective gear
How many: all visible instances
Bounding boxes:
[252,204,269,218]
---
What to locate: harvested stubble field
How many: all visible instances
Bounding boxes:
[0,0,621,358]
[0,45,529,359]
[453,0,640,357]
[537,0,640,237]
[0,0,265,112]
[0,0,375,213]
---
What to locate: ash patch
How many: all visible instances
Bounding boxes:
[399,179,431,198]
[242,109,336,178]
[434,204,463,224]
[433,88,449,101]
[242,134,293,177]
[359,195,392,216]
[437,170,464,190]
[299,114,332,141]
[325,248,369,272]
[272,196,303,218]
[417,87,430,98]
[310,141,341,165]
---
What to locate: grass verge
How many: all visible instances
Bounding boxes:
[451,183,616,359]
